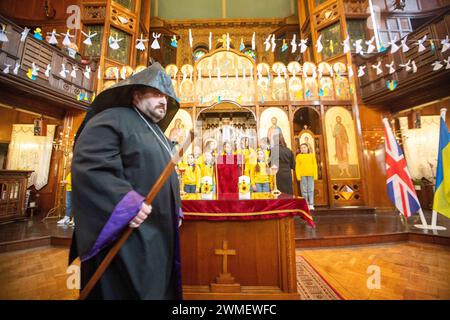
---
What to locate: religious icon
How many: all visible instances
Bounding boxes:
[169,118,187,144]
[267,117,283,146]
[332,115,351,178]
[299,131,315,156]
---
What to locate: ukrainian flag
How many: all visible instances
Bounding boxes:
[433,116,450,218]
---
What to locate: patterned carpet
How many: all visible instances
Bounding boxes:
[296,253,343,300]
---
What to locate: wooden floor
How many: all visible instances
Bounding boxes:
[1,243,449,300]
[0,246,79,300]
[299,242,450,300]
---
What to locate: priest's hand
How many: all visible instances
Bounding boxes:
[129,203,152,228]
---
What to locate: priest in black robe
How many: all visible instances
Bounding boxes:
[69,63,182,300]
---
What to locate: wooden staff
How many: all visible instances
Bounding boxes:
[79,131,193,300]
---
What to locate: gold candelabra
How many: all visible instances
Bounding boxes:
[42,122,74,221]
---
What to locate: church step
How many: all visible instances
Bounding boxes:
[310,206,376,215]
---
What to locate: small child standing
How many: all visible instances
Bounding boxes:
[251,150,272,193]
[182,154,201,193]
[295,143,318,210]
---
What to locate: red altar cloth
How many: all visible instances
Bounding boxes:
[181,194,315,227]
[216,154,243,197]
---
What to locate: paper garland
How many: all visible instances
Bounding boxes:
[81,31,97,46]
[61,29,74,47]
[47,29,58,45]
[0,24,9,42]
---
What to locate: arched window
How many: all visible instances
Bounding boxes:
[243,47,256,61]
[193,46,208,61]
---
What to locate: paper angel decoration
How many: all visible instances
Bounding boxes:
[226,33,230,51]
[0,24,8,42]
[271,34,276,52]
[401,37,409,53]
[137,34,149,51]
[240,37,245,52]
[44,64,51,77]
[151,33,161,50]
[411,60,417,73]
[357,65,366,77]
[20,27,30,42]
[418,35,427,53]
[372,61,383,75]
[27,62,39,80]
[109,35,123,50]
[61,29,74,47]
[97,66,101,80]
[281,39,288,52]
[120,66,127,80]
[348,65,354,78]
[342,36,350,54]
[444,57,450,70]
[388,36,400,54]
[59,64,69,78]
[81,31,97,46]
[399,60,412,72]
[170,35,178,48]
[354,39,363,55]
[13,63,20,75]
[33,28,43,41]
[386,80,397,91]
[432,60,443,71]
[366,37,376,54]
[70,65,78,78]
[83,66,91,79]
[47,29,58,45]
[290,34,297,53]
[430,40,436,52]
[400,60,417,73]
[386,61,395,74]
[316,35,323,53]
[441,35,449,53]
[264,34,271,52]
[3,64,11,74]
[299,38,308,53]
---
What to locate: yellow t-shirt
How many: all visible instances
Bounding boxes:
[250,162,272,186]
[65,173,72,192]
[295,153,318,180]
[237,148,256,176]
[182,164,201,189]
[200,163,215,179]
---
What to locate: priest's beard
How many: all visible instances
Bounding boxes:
[134,95,167,123]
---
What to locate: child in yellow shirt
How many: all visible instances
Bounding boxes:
[237,137,256,176]
[182,154,201,193]
[250,150,272,192]
[200,151,216,192]
[295,143,318,210]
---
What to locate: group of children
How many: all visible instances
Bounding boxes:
[178,137,318,209]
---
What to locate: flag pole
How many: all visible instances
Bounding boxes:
[428,108,447,231]
[413,108,447,231]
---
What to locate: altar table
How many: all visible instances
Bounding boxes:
[179,193,313,300]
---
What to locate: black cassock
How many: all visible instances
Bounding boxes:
[70,107,182,300]
[270,145,296,195]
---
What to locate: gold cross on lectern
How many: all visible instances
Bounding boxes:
[214,240,236,274]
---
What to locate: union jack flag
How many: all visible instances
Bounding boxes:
[383,118,421,218]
